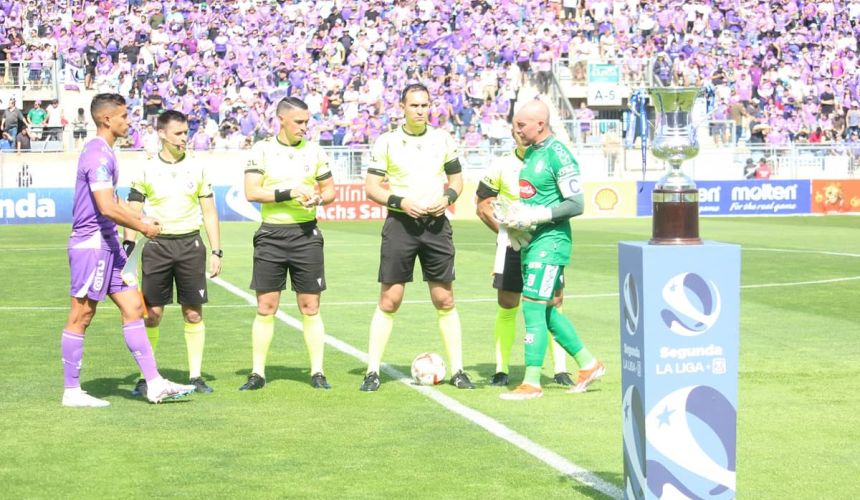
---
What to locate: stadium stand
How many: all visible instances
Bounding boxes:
[1,0,859,157]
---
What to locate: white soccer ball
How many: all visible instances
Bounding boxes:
[411,352,446,386]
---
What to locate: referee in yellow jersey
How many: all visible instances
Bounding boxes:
[124,110,222,395]
[360,83,474,391]
[241,97,336,391]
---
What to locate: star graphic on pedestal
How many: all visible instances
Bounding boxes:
[657,405,675,428]
[624,401,631,421]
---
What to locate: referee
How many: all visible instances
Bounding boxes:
[125,110,222,395]
[241,97,336,391]
[360,83,474,392]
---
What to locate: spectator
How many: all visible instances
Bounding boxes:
[15,127,31,153]
[190,128,212,151]
[845,102,860,138]
[755,157,773,179]
[19,0,860,150]
[731,99,750,144]
[72,107,88,150]
[43,100,65,141]
[463,125,483,148]
[576,102,595,141]
[141,123,160,156]
[2,99,27,141]
[743,158,757,179]
[27,100,46,140]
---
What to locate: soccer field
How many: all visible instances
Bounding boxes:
[1,216,858,499]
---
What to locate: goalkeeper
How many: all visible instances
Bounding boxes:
[496,100,604,400]
[475,127,576,387]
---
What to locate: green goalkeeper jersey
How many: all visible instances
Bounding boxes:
[518,135,581,265]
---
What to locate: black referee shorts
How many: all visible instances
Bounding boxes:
[141,232,208,306]
[492,246,565,294]
[379,211,455,284]
[250,221,326,294]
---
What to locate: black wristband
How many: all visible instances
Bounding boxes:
[122,240,136,256]
[387,194,403,209]
[274,189,293,202]
[211,249,223,258]
[445,187,459,205]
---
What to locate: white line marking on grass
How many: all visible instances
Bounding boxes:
[742,276,860,288]
[4,272,860,314]
[745,247,860,258]
[208,275,624,499]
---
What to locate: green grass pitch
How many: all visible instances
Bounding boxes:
[0,216,858,498]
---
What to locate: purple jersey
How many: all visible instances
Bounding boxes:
[70,137,120,251]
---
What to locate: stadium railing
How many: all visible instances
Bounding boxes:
[8,143,854,183]
[1,60,60,96]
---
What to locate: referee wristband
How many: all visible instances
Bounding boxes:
[387,194,403,209]
[274,189,293,202]
[445,188,459,205]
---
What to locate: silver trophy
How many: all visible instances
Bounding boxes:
[647,80,703,244]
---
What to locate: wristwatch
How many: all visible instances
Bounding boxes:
[211,249,223,258]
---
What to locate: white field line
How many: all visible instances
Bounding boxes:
[209,275,624,499]
[5,273,858,313]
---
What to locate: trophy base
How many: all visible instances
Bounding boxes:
[650,189,702,245]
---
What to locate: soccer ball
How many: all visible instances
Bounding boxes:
[411,352,446,386]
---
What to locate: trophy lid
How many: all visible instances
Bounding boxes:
[647,87,701,114]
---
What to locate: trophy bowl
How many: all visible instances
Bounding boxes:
[648,86,702,245]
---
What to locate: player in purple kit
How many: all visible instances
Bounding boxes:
[60,93,196,407]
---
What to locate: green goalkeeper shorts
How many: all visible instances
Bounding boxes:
[521,261,564,301]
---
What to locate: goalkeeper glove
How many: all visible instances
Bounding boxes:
[122,240,136,257]
[506,203,552,231]
[507,227,533,251]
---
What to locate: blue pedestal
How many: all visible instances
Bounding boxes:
[619,241,740,499]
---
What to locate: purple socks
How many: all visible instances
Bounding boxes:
[61,330,84,388]
[123,319,159,382]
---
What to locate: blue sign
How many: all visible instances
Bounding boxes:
[637,180,811,216]
[620,241,740,499]
[1,186,258,225]
[0,188,73,224]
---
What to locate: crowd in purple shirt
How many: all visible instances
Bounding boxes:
[4,0,860,149]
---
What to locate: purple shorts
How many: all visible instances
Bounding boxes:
[68,247,134,301]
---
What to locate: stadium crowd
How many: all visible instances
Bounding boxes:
[2,0,860,150]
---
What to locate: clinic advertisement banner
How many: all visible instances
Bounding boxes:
[636,180,811,216]
[811,179,860,214]
[213,184,391,222]
[619,241,740,499]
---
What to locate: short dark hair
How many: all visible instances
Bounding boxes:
[90,93,126,122]
[157,109,187,130]
[276,97,308,115]
[400,83,429,103]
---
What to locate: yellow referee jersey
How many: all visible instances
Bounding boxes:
[245,136,332,224]
[478,149,523,203]
[367,126,459,210]
[129,154,213,235]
